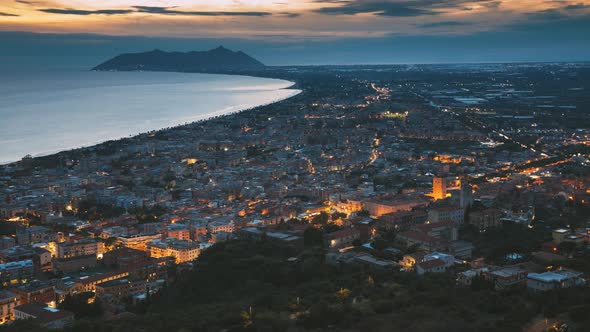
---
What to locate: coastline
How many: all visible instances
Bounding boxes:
[0,73,301,166]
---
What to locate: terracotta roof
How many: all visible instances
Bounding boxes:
[414,220,455,232]
[324,227,360,240]
[417,259,445,270]
[14,302,73,323]
[398,230,439,243]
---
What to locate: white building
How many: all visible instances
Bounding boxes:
[527,270,585,293]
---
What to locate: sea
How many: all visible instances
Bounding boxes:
[0,61,300,164]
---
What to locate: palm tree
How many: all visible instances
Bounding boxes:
[241,306,254,328]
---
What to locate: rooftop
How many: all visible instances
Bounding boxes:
[417,258,446,270]
[15,302,73,323]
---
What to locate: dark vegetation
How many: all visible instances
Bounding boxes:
[6,239,590,332]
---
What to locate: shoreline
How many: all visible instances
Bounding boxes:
[0,73,301,166]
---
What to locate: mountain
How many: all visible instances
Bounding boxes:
[92,46,265,72]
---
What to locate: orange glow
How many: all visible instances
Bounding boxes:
[2,0,587,39]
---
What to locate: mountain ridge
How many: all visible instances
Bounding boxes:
[92,46,266,72]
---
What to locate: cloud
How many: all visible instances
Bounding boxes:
[313,0,353,3]
[314,1,438,17]
[419,21,473,28]
[0,12,19,16]
[279,12,303,18]
[37,6,271,17]
[526,9,569,20]
[312,0,503,17]
[524,1,589,21]
[564,3,588,10]
[39,8,134,15]
[132,6,271,16]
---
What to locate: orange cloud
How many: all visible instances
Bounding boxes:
[1,0,589,39]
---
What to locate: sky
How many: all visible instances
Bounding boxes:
[1,0,590,65]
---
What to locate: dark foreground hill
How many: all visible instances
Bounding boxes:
[93,46,265,73]
[7,236,590,332]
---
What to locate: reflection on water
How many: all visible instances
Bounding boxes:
[0,71,299,164]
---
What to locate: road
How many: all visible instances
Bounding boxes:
[410,91,574,179]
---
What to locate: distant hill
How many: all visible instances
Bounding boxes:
[92,46,265,72]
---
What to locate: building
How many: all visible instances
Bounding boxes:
[117,233,161,252]
[334,198,363,215]
[166,224,190,241]
[552,229,572,244]
[353,254,396,270]
[189,223,208,241]
[459,180,473,209]
[483,267,528,291]
[527,269,585,293]
[127,258,168,283]
[415,221,458,242]
[238,227,303,248]
[0,290,19,324]
[70,271,131,294]
[449,240,474,259]
[33,247,52,272]
[380,210,427,231]
[416,259,447,275]
[457,268,490,287]
[103,247,149,269]
[548,229,585,248]
[0,260,34,287]
[397,231,441,252]
[324,227,361,249]
[353,218,378,241]
[428,206,464,224]
[138,222,162,235]
[16,226,54,246]
[397,220,459,251]
[414,253,455,275]
[0,246,35,263]
[0,237,15,250]
[57,240,104,259]
[363,198,428,217]
[52,255,97,273]
[423,252,455,267]
[207,221,235,234]
[432,176,447,200]
[147,238,200,264]
[12,280,55,306]
[95,278,145,301]
[14,302,74,329]
[468,208,502,231]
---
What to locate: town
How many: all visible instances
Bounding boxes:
[1,62,589,331]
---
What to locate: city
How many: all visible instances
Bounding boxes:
[0,62,589,331]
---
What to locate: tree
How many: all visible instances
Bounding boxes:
[323,223,341,233]
[59,292,102,319]
[331,212,347,220]
[103,236,118,251]
[357,210,371,217]
[312,211,330,225]
[378,228,397,244]
[336,288,351,302]
[304,227,324,247]
[558,241,577,256]
[240,306,254,328]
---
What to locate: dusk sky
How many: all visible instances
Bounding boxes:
[1,0,590,65]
